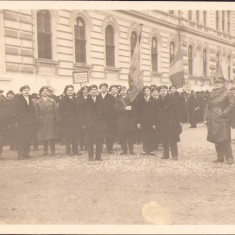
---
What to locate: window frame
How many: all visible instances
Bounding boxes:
[151,37,158,72]
[105,24,115,67]
[169,41,175,65]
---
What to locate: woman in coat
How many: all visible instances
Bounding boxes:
[204,75,235,164]
[114,86,136,155]
[35,86,58,155]
[157,85,182,160]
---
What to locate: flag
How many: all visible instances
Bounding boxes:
[169,41,184,89]
[128,32,144,103]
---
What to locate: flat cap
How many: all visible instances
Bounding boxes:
[20,85,30,92]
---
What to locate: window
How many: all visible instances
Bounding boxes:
[203,49,207,76]
[216,52,219,72]
[130,31,137,59]
[196,10,200,23]
[151,37,158,72]
[227,11,231,34]
[74,17,86,63]
[216,11,219,30]
[37,10,52,59]
[228,55,231,80]
[105,25,115,67]
[188,46,193,76]
[169,41,175,64]
[203,11,207,26]
[188,10,192,20]
[222,11,225,32]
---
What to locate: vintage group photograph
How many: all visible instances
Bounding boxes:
[0,1,235,233]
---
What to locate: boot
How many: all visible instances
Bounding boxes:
[225,156,233,165]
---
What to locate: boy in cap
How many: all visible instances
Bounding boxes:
[85,85,106,160]
[99,83,116,154]
[157,85,182,160]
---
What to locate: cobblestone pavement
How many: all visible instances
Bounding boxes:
[0,123,235,225]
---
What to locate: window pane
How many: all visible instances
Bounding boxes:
[105,25,115,66]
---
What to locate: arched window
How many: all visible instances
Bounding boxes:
[216,11,219,30]
[74,17,86,63]
[216,52,220,72]
[151,37,158,72]
[188,10,192,20]
[188,46,193,76]
[105,25,115,67]
[130,31,137,59]
[37,10,52,59]
[228,55,231,80]
[169,41,175,64]
[203,49,207,76]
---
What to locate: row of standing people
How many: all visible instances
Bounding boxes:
[0,83,183,161]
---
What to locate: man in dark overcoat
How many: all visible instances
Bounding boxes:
[204,74,235,164]
[13,85,37,159]
[157,85,182,160]
[188,90,200,128]
[76,86,89,151]
[114,86,137,155]
[84,85,106,161]
[58,85,80,156]
[136,86,157,155]
[99,83,116,154]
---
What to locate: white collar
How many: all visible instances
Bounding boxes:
[101,92,107,98]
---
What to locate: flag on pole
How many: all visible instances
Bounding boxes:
[169,41,184,89]
[128,31,144,103]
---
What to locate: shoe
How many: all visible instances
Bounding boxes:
[107,150,114,154]
[95,158,103,161]
[226,157,233,165]
[161,156,169,159]
[120,151,127,155]
[129,151,135,155]
[173,156,178,161]
[213,159,224,163]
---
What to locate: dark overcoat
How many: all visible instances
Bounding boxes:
[58,95,79,138]
[13,94,37,143]
[35,97,58,141]
[114,95,137,134]
[99,93,116,137]
[136,95,157,131]
[205,87,235,143]
[84,96,106,133]
[188,94,199,123]
[157,94,181,143]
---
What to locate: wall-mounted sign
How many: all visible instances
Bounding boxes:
[73,71,89,84]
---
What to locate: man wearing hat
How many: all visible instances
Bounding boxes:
[157,85,182,160]
[5,90,16,150]
[58,85,80,156]
[13,85,37,159]
[99,83,116,154]
[114,86,137,155]
[136,85,157,155]
[204,66,235,164]
[85,85,106,160]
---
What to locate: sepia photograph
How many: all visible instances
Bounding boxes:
[0,1,235,234]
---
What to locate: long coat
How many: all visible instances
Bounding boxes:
[205,87,235,143]
[35,97,58,141]
[99,93,116,137]
[114,95,137,134]
[157,94,181,143]
[188,94,199,123]
[13,94,37,143]
[136,95,157,131]
[58,95,79,138]
[85,96,106,133]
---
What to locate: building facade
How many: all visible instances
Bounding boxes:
[0,9,235,94]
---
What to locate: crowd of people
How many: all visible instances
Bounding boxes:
[0,78,234,164]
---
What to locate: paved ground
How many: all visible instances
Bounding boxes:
[0,123,235,225]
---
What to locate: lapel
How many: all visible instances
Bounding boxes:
[20,94,29,106]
